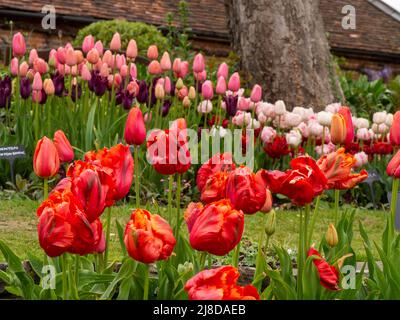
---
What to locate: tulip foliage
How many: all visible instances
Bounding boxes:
[2,30,400,301]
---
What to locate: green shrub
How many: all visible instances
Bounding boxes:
[73,19,168,56]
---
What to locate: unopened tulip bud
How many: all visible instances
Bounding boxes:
[188,86,196,100]
[176,78,184,90]
[81,64,92,81]
[56,47,66,65]
[65,47,77,66]
[217,62,229,79]
[100,63,109,77]
[326,223,338,247]
[201,80,214,100]
[10,57,18,76]
[124,107,146,146]
[183,96,191,108]
[82,35,94,53]
[317,111,333,127]
[331,113,347,145]
[193,53,205,73]
[33,58,48,74]
[180,61,189,78]
[87,48,100,64]
[155,83,165,100]
[94,40,104,56]
[102,50,114,68]
[260,189,273,213]
[147,45,158,60]
[164,76,172,94]
[250,84,262,103]
[74,50,84,64]
[274,100,286,116]
[173,58,181,74]
[19,61,29,77]
[110,32,121,51]
[160,51,171,71]
[32,72,43,91]
[29,49,38,65]
[124,63,134,79]
[126,39,138,59]
[53,130,74,163]
[265,209,276,236]
[216,76,227,95]
[43,78,55,95]
[12,32,26,57]
[33,136,60,178]
[148,60,162,75]
[228,72,240,92]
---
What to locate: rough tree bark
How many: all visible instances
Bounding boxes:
[224,0,344,111]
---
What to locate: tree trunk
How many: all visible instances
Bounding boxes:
[224,0,343,111]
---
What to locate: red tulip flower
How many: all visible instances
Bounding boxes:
[33,136,60,178]
[263,135,290,159]
[124,209,176,264]
[124,107,146,146]
[200,172,229,204]
[307,248,340,291]
[259,156,327,205]
[185,200,244,256]
[85,144,134,202]
[387,150,400,178]
[337,106,354,145]
[317,148,368,190]
[196,153,236,192]
[225,166,266,214]
[372,141,393,155]
[37,189,105,257]
[185,266,260,300]
[146,129,191,175]
[53,130,74,163]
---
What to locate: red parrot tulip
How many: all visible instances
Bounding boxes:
[185,200,244,256]
[124,209,176,264]
[200,172,229,204]
[225,166,266,214]
[185,266,260,300]
[307,248,340,291]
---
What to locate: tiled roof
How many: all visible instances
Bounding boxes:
[0,0,399,56]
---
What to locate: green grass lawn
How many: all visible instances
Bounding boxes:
[0,199,386,263]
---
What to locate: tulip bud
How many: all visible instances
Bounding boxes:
[155,83,165,100]
[180,61,189,78]
[217,62,229,79]
[265,209,276,236]
[201,80,214,100]
[130,63,137,79]
[102,50,114,68]
[216,76,227,95]
[183,96,191,108]
[330,113,347,145]
[53,130,74,162]
[10,57,19,76]
[260,189,273,213]
[193,53,205,73]
[33,136,60,178]
[94,40,104,56]
[29,49,39,65]
[81,64,92,81]
[43,79,55,96]
[160,51,171,71]
[325,223,338,247]
[147,45,159,60]
[274,100,286,116]
[188,86,196,100]
[87,48,100,64]
[12,32,26,57]
[176,78,184,90]
[250,84,262,103]
[173,58,181,74]
[126,39,138,59]
[32,72,43,91]
[195,70,207,82]
[124,107,146,146]
[100,63,109,77]
[228,72,240,92]
[19,61,29,77]
[65,47,77,66]
[387,150,400,178]
[56,47,66,65]
[148,60,162,75]
[110,32,121,51]
[82,35,95,53]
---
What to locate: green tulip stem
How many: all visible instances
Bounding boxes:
[175,174,182,241]
[307,196,321,247]
[334,189,340,225]
[62,254,68,300]
[389,178,399,244]
[104,207,112,268]
[143,264,150,300]
[168,175,174,223]
[43,178,49,200]
[134,146,140,209]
